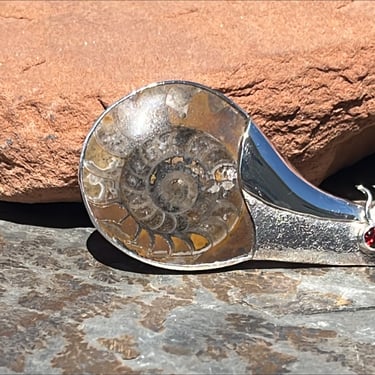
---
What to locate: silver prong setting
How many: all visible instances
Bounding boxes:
[356,184,374,223]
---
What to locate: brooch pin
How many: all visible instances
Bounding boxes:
[79,81,375,270]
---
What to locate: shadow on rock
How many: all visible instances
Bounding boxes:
[0,201,93,228]
[86,230,324,275]
[320,153,375,200]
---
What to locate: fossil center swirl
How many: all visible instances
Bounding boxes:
[119,126,242,254]
[149,161,199,214]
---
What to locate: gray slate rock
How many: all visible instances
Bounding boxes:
[0,214,374,374]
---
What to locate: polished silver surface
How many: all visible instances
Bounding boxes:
[79,80,375,270]
[239,121,365,221]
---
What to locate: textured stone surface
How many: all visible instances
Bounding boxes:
[0,202,375,374]
[0,1,374,202]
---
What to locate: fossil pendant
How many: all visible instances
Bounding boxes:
[79,81,375,270]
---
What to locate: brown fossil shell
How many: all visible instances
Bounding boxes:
[79,81,255,270]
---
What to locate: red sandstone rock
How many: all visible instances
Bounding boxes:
[0,1,374,202]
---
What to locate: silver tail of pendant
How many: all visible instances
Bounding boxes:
[239,120,375,265]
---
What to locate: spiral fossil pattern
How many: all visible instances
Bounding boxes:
[120,126,241,254]
[80,82,255,267]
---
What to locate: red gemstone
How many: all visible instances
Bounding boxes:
[364,227,375,248]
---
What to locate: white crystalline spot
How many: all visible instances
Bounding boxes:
[116,92,169,141]
[222,180,235,191]
[166,86,197,118]
[211,165,237,192]
[207,184,221,194]
[222,166,237,182]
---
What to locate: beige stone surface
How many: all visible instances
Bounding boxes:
[0,1,374,202]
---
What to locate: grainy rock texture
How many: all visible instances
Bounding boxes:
[0,210,375,374]
[0,1,374,202]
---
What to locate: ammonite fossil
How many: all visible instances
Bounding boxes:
[80,81,375,270]
[80,82,255,269]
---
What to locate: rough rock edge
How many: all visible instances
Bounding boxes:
[0,43,374,203]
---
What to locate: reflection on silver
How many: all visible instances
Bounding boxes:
[79,80,375,270]
[240,121,364,221]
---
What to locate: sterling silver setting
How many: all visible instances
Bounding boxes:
[79,80,375,270]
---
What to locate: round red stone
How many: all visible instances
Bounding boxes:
[364,227,375,248]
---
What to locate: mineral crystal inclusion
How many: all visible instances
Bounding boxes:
[364,227,375,248]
